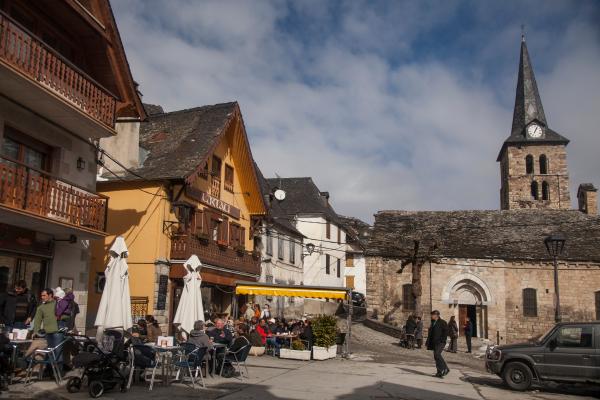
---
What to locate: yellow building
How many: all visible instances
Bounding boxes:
[88,102,266,331]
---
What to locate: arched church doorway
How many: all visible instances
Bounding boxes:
[442,274,492,339]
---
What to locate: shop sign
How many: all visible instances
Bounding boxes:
[186,187,241,219]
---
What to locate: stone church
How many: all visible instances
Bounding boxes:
[365,38,600,344]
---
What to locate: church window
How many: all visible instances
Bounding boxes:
[542,181,550,201]
[525,155,534,174]
[595,291,600,320]
[523,288,537,317]
[531,181,539,200]
[402,284,415,311]
[539,154,548,174]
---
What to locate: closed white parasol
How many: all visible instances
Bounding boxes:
[95,236,132,331]
[173,255,205,335]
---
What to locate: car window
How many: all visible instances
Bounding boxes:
[556,326,593,348]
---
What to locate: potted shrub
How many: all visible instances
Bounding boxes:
[217,239,228,249]
[279,340,311,361]
[195,232,210,244]
[234,244,245,255]
[312,314,338,360]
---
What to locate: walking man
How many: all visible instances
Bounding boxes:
[426,310,449,378]
[464,316,473,353]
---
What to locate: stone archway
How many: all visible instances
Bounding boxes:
[442,273,492,339]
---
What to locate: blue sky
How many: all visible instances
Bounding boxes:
[112,0,600,222]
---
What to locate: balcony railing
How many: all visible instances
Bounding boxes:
[210,176,221,198]
[0,156,107,233]
[171,233,260,276]
[0,11,116,128]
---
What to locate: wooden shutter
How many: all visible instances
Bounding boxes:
[336,259,341,277]
[346,276,355,289]
[595,292,600,321]
[325,255,330,274]
[229,222,239,247]
[240,227,246,247]
[194,210,204,236]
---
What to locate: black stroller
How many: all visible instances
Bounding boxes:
[66,330,130,398]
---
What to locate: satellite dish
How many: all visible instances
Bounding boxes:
[274,189,286,201]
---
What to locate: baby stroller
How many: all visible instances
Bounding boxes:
[66,330,129,398]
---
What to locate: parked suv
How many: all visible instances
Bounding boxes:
[486,322,600,390]
[351,291,366,308]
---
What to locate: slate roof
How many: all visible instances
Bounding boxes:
[497,39,569,161]
[367,209,600,263]
[337,215,372,249]
[104,102,237,181]
[265,177,341,224]
[254,165,303,237]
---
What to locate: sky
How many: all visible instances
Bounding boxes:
[112,0,600,223]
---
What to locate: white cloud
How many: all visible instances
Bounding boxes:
[112,0,600,223]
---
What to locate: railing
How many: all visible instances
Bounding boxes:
[0,156,107,232]
[0,11,116,128]
[131,296,149,324]
[210,176,221,198]
[171,233,260,276]
[224,180,234,193]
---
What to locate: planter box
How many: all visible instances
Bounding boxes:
[249,346,265,356]
[279,348,311,361]
[312,345,337,360]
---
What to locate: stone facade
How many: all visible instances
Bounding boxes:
[500,144,570,210]
[366,256,600,344]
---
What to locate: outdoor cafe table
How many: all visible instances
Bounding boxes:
[145,344,179,386]
[210,343,227,377]
[272,333,298,349]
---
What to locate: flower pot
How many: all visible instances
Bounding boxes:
[312,345,337,360]
[279,348,311,361]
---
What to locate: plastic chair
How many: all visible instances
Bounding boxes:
[127,345,157,390]
[25,337,70,385]
[219,344,251,379]
[173,343,206,389]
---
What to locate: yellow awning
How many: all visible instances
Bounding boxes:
[235,285,348,300]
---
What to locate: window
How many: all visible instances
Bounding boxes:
[224,164,234,192]
[289,240,295,264]
[531,181,539,200]
[278,236,284,260]
[542,181,550,201]
[326,220,331,239]
[211,155,222,178]
[337,227,341,244]
[266,230,273,256]
[556,326,593,348]
[596,291,600,320]
[402,284,415,310]
[523,288,537,317]
[210,217,220,242]
[325,255,330,274]
[525,154,534,174]
[336,259,341,278]
[346,253,354,267]
[539,154,548,174]
[193,210,207,236]
[210,214,228,244]
[1,130,51,171]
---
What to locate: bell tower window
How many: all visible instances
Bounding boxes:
[539,154,548,174]
[542,181,550,201]
[525,155,534,174]
[531,181,539,200]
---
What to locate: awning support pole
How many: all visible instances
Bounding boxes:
[346,290,352,357]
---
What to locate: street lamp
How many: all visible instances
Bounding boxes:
[544,233,566,323]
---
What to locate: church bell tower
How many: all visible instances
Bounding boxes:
[498,36,570,210]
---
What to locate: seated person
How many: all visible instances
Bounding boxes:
[207,319,232,345]
[145,315,163,344]
[300,320,313,347]
[254,319,269,345]
[247,329,264,347]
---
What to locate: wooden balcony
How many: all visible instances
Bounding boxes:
[0,11,117,138]
[0,156,107,237]
[171,233,260,277]
[210,176,221,198]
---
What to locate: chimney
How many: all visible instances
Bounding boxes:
[577,183,598,215]
[320,191,330,205]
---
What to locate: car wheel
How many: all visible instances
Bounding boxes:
[88,380,104,398]
[502,361,533,391]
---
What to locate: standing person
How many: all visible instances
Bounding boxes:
[404,315,416,347]
[425,310,449,378]
[415,316,424,349]
[261,304,272,320]
[33,289,63,369]
[253,304,261,319]
[54,287,75,329]
[448,316,459,353]
[244,303,254,321]
[464,317,473,353]
[0,280,37,330]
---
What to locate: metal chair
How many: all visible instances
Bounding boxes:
[173,343,206,389]
[218,343,251,379]
[127,345,157,390]
[25,336,70,385]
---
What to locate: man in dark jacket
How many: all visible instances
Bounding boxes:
[425,310,449,378]
[464,317,473,353]
[0,280,37,330]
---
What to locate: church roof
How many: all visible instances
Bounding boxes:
[366,209,600,263]
[497,38,569,161]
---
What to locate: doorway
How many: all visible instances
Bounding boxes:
[458,304,478,337]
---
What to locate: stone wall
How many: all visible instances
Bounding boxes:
[366,255,600,344]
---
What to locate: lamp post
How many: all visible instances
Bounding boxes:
[544,233,566,323]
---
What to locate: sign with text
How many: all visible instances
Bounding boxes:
[156,275,168,310]
[186,187,241,219]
